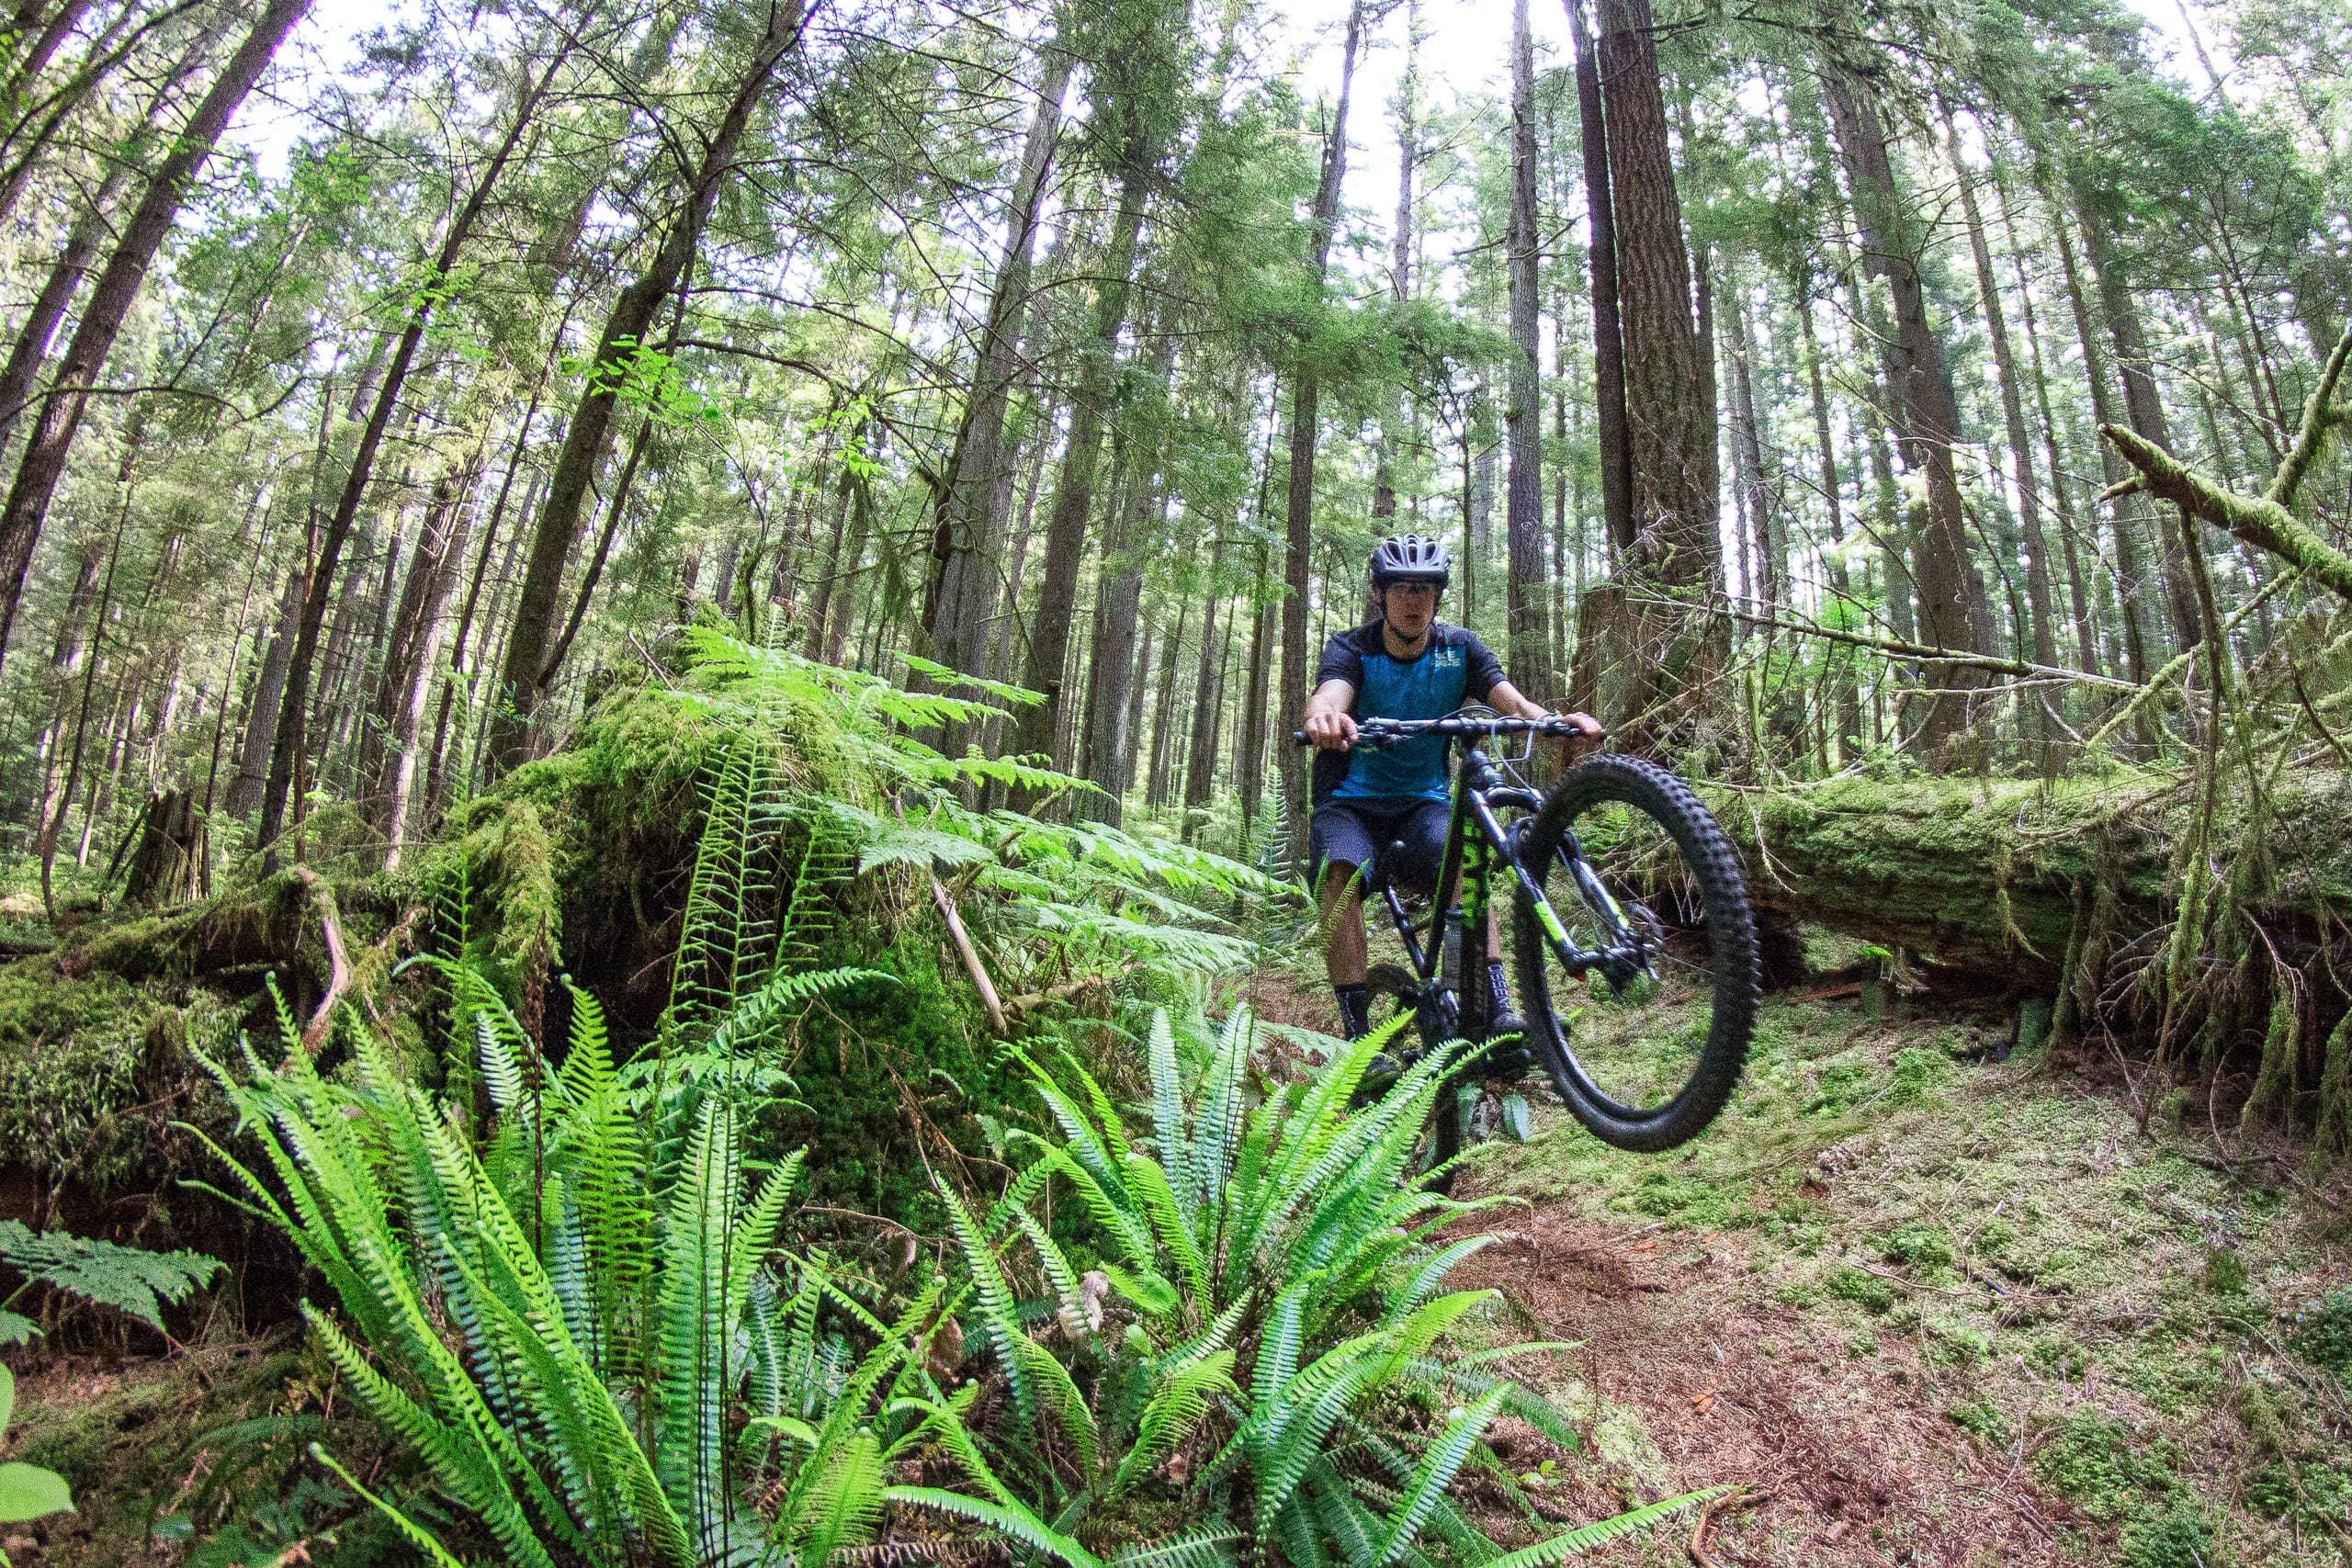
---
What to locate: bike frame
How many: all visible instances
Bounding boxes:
[1347,718,1652,1045]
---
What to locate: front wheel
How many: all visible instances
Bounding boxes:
[1511,755,1758,1152]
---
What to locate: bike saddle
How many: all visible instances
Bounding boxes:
[1371,838,1433,902]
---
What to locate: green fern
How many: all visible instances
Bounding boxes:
[0,1220,220,1338]
[937,1006,1709,1564]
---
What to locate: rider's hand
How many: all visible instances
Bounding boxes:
[1555,711,1603,759]
[1303,701,1359,750]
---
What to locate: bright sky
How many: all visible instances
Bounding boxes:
[1279,0,2229,277]
[248,0,2227,190]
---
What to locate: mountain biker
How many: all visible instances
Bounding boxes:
[1301,533,1601,1065]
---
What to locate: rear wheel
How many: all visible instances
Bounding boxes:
[1510,755,1758,1152]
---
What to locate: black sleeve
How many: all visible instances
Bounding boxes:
[1461,630,1506,703]
[1315,628,1367,694]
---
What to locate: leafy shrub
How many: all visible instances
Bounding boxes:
[0,1364,74,1548]
[1826,1266,1894,1314]
[2289,1286,2352,1374]
[1945,1400,2010,1447]
[2119,1502,2216,1568]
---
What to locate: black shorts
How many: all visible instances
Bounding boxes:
[1309,797,1449,896]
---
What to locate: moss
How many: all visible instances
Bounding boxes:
[0,963,234,1201]
[1826,1265,1894,1314]
[2031,1413,2180,1522]
[2118,1502,2218,1568]
[2287,1286,2352,1375]
[2200,1247,2246,1295]
[1947,1399,2011,1446]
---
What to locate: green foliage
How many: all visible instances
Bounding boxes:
[196,964,962,1564]
[0,1365,74,1559]
[1825,1266,1894,1314]
[2289,1286,2352,1374]
[1946,1399,2011,1447]
[2030,1414,2182,1522]
[0,1220,220,1341]
[926,1006,1725,1562]
[2118,1502,2217,1568]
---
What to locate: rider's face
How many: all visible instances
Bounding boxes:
[1382,581,1438,637]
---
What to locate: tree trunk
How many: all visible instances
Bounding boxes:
[0,0,310,678]
[1823,65,1987,750]
[226,574,300,818]
[1503,0,1553,696]
[2072,177,2202,655]
[1012,164,1151,788]
[1278,0,1366,866]
[254,51,558,843]
[486,0,800,777]
[1600,0,1715,592]
[1723,275,1776,607]
[1565,0,1634,559]
[925,44,1071,683]
[1945,111,2060,739]
[1146,598,1185,808]
[1797,289,1864,752]
[1180,533,1226,819]
[1371,0,1418,521]
[359,468,472,861]
[2047,179,2155,690]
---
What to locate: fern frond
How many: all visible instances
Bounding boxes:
[1478,1488,1730,1563]
[882,1487,1103,1568]
[1375,1386,1507,1565]
[1108,1530,1244,1568]
[0,1222,220,1333]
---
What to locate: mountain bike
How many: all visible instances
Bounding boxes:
[1294,714,1759,1181]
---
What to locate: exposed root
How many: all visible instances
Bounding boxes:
[294,870,352,1055]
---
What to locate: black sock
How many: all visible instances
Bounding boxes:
[1487,961,1515,1025]
[1334,983,1372,1041]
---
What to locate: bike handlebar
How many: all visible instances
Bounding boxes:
[1289,715,1602,749]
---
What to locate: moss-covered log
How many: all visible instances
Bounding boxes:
[1715,767,2352,990]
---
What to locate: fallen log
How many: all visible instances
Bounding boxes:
[1712,766,2352,991]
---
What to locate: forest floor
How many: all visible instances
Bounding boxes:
[1248,945,2352,1567]
[8,932,2352,1563]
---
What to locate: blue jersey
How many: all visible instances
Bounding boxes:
[1312,622,1505,804]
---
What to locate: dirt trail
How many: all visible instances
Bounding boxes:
[1452,1205,2063,1563]
[1257,949,2352,1566]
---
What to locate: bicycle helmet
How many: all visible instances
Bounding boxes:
[1369,533,1452,590]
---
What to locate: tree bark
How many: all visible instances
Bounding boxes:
[925,44,1071,682]
[1503,0,1553,696]
[1822,65,1987,750]
[486,0,801,778]
[1277,0,1365,866]
[1600,0,1714,592]
[1565,0,1634,559]
[1012,163,1151,787]
[0,0,310,679]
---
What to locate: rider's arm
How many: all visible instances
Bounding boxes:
[1488,680,1603,749]
[1302,678,1359,750]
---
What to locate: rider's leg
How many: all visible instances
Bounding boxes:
[1482,902,1529,1074]
[1319,862,1372,1039]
